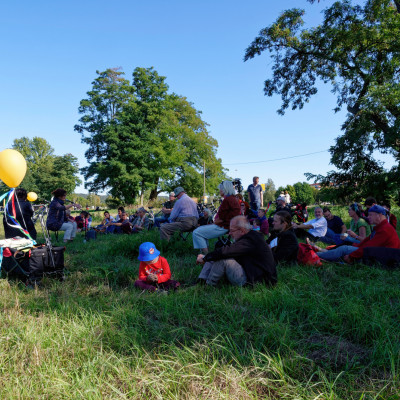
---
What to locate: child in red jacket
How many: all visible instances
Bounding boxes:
[134,242,180,292]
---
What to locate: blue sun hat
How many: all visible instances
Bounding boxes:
[138,242,160,262]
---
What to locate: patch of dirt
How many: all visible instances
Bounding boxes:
[305,334,370,369]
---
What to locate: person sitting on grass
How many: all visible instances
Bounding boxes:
[267,211,299,264]
[134,242,180,292]
[318,207,347,244]
[344,203,371,244]
[196,215,277,287]
[95,211,115,232]
[364,197,377,225]
[252,208,269,236]
[292,206,327,242]
[115,207,125,222]
[382,201,397,229]
[313,205,400,263]
[131,207,150,233]
[268,196,292,226]
[75,211,90,232]
[107,211,132,234]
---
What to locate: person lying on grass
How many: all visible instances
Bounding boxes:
[310,205,400,263]
[134,242,180,292]
[196,215,277,287]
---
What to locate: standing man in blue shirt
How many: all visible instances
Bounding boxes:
[160,187,199,241]
[247,176,263,211]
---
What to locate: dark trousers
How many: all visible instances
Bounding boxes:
[295,228,319,242]
[134,279,180,292]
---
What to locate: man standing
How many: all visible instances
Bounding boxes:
[292,206,327,242]
[154,192,176,228]
[247,176,263,211]
[196,216,277,287]
[160,187,198,241]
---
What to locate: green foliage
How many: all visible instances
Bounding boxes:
[263,178,276,203]
[0,213,400,398]
[12,137,81,199]
[75,67,226,203]
[292,182,315,204]
[245,0,400,202]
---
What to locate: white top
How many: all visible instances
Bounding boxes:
[308,217,327,237]
[284,193,291,204]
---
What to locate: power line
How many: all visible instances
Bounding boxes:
[223,149,329,166]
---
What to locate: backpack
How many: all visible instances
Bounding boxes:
[297,243,322,266]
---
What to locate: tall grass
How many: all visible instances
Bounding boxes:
[0,208,399,399]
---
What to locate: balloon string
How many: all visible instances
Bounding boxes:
[4,189,36,244]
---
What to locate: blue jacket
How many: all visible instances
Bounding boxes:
[46,198,67,231]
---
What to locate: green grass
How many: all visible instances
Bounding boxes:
[0,208,400,399]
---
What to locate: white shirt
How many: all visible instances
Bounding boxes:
[308,217,327,237]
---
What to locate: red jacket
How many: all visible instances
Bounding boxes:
[138,256,171,284]
[215,195,241,229]
[349,219,400,259]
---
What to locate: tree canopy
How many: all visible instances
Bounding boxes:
[75,67,226,203]
[245,0,400,202]
[11,137,81,199]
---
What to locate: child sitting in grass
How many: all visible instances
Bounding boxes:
[134,242,180,292]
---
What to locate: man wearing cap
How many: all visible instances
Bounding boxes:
[247,177,263,211]
[154,192,176,228]
[316,205,400,263]
[160,187,199,241]
[267,196,292,226]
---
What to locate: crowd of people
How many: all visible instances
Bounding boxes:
[2,180,400,293]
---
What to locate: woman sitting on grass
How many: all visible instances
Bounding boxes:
[344,203,371,244]
[134,242,180,292]
[267,211,298,264]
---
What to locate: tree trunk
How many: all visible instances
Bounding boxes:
[149,178,159,201]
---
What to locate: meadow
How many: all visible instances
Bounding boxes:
[0,206,399,399]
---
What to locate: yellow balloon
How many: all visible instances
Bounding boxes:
[0,149,27,188]
[27,192,38,202]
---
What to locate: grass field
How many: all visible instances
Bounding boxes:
[0,206,400,399]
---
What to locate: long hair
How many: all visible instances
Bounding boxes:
[275,211,292,231]
[219,181,236,196]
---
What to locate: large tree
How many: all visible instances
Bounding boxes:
[75,67,226,203]
[12,137,81,199]
[244,0,400,202]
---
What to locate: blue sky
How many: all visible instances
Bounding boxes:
[0,0,395,194]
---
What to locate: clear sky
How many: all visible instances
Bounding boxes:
[0,0,395,194]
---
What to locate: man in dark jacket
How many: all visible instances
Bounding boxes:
[196,215,277,286]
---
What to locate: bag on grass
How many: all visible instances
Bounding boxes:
[297,243,322,266]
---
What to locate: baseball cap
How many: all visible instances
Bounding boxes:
[277,196,286,202]
[174,187,185,196]
[368,205,387,215]
[138,242,160,262]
